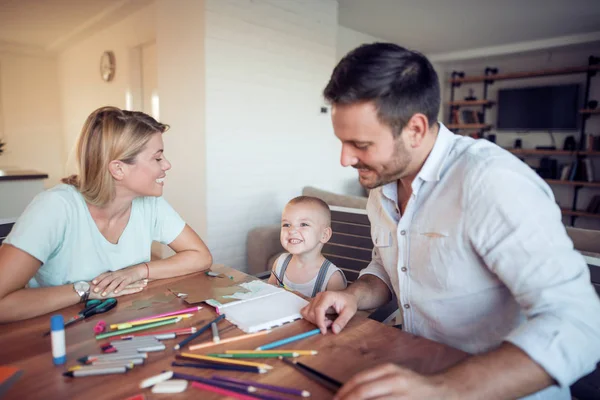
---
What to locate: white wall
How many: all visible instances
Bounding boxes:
[439,45,600,230]
[205,0,358,270]
[156,0,207,240]
[337,25,382,61]
[0,53,64,187]
[57,4,156,173]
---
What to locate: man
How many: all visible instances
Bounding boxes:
[301,42,600,400]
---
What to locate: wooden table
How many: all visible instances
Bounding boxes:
[0,266,467,399]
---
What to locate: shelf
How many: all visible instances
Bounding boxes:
[448,100,495,107]
[507,149,600,157]
[546,179,600,188]
[561,209,600,220]
[449,65,600,84]
[580,109,600,115]
[446,124,491,130]
[509,149,576,156]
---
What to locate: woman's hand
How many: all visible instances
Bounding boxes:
[91,264,147,297]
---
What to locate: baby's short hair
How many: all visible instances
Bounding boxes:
[286,196,331,227]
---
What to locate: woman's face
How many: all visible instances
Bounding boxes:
[121,133,171,197]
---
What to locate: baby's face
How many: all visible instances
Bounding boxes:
[280,204,328,255]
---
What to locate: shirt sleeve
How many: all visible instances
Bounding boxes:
[152,196,186,245]
[4,191,68,264]
[466,156,600,387]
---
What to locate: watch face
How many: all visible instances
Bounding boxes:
[74,281,90,292]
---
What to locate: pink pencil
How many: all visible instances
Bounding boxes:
[127,306,202,323]
[191,382,257,400]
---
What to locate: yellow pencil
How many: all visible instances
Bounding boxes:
[179,352,273,369]
[110,314,193,330]
[188,329,272,351]
[225,350,318,356]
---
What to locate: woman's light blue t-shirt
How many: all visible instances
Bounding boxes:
[5,184,186,288]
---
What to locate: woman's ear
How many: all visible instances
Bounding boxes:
[108,160,125,181]
[320,226,332,244]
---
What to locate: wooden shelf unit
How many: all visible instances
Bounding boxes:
[546,180,600,189]
[580,109,600,115]
[446,123,491,130]
[561,209,600,220]
[449,65,600,84]
[447,100,494,107]
[508,149,600,157]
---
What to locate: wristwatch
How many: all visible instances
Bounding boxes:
[73,281,91,303]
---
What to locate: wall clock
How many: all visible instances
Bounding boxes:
[100,51,116,82]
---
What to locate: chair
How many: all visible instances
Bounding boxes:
[323,206,399,324]
[0,218,15,245]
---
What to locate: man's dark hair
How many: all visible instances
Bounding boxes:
[323,42,440,137]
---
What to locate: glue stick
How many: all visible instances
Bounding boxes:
[50,314,66,365]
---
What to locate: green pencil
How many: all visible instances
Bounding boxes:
[206,352,299,359]
[95,316,182,339]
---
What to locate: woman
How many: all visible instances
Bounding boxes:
[0,106,212,322]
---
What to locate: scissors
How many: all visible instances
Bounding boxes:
[43,298,117,336]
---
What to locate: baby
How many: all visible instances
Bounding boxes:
[268,196,347,297]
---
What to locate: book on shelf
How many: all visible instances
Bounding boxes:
[586,195,600,214]
[559,164,572,180]
[583,158,595,182]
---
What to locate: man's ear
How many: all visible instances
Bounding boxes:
[108,160,125,181]
[405,113,429,148]
[321,226,332,244]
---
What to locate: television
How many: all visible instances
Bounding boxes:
[496,84,579,131]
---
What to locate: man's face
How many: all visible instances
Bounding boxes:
[332,102,412,189]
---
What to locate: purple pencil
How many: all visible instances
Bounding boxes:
[212,375,310,398]
[127,306,202,323]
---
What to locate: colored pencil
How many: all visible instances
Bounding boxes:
[256,328,321,350]
[172,360,267,374]
[207,352,299,359]
[226,350,318,355]
[174,314,225,350]
[172,372,257,393]
[191,381,257,400]
[188,329,271,351]
[127,306,202,323]
[281,357,342,392]
[96,317,182,339]
[119,327,196,339]
[213,375,311,398]
[113,314,191,330]
[178,352,272,369]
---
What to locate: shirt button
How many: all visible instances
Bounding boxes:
[401,267,407,272]
[400,230,406,235]
[404,304,410,309]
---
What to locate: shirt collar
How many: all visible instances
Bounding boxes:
[416,122,455,183]
[380,122,455,202]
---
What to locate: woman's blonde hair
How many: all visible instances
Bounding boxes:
[63,106,169,207]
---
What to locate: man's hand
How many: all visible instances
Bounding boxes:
[91,265,147,297]
[334,363,453,400]
[301,290,358,334]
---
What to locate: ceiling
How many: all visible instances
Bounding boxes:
[338,0,600,55]
[0,0,151,53]
[0,0,598,56]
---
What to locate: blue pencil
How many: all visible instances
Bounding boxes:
[255,328,321,351]
[174,314,226,350]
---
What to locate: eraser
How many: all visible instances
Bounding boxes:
[139,370,173,389]
[151,379,188,393]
